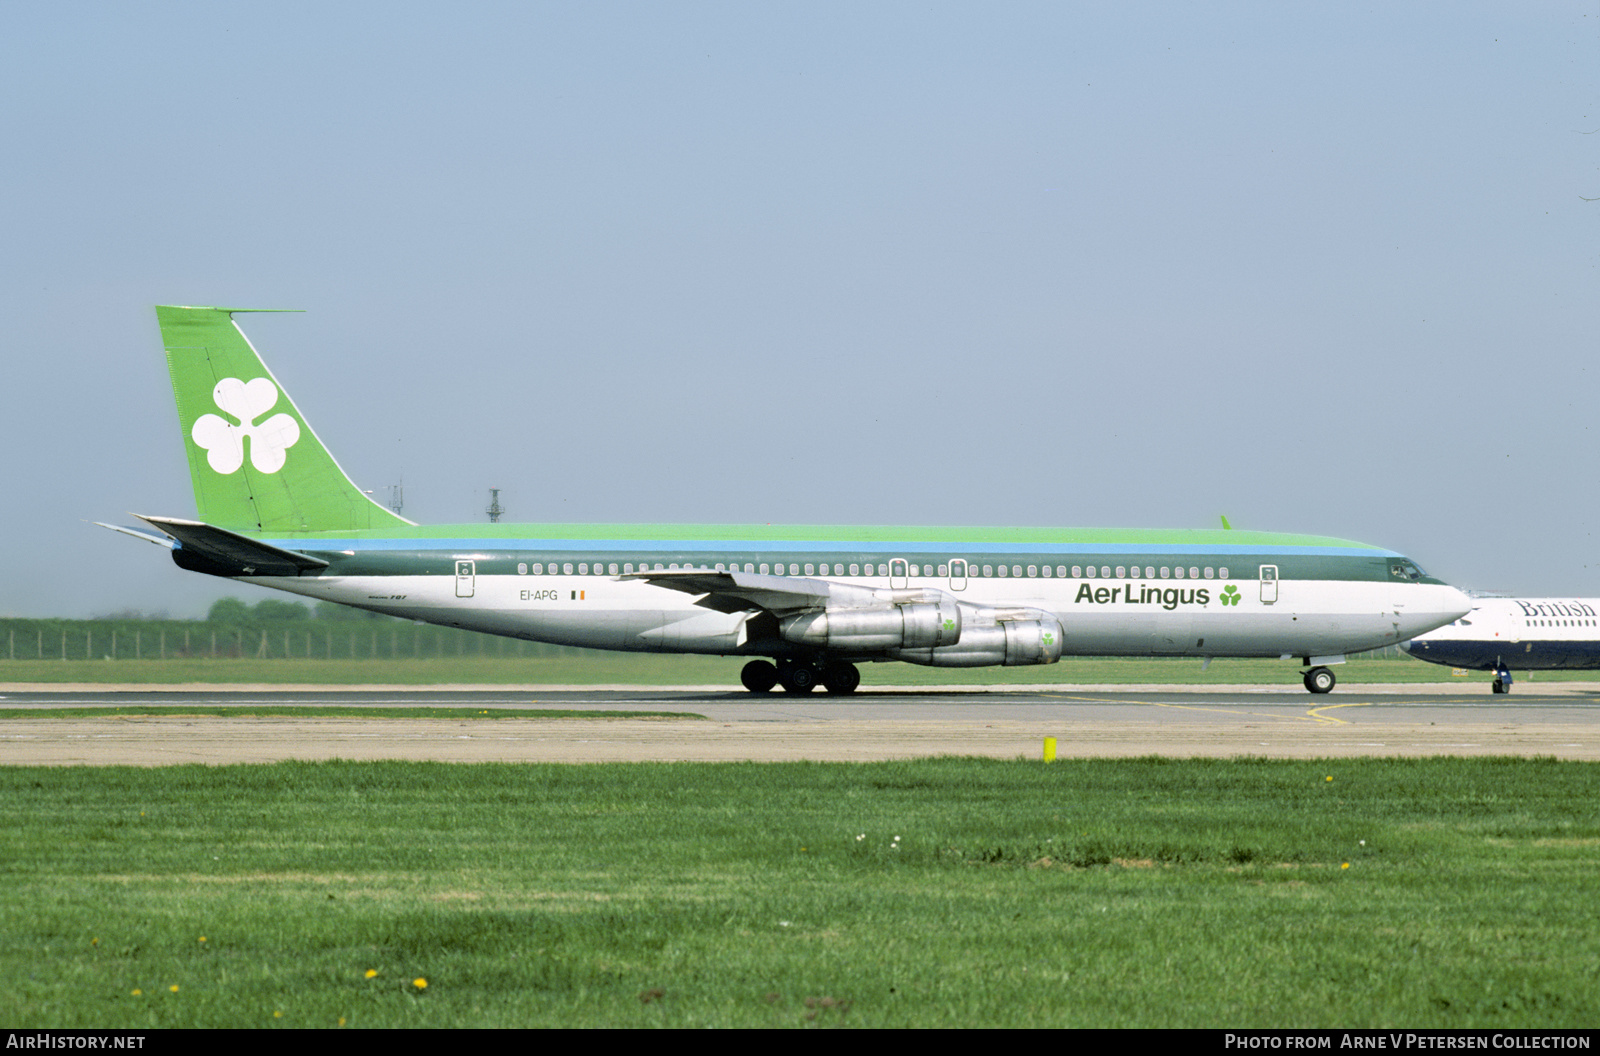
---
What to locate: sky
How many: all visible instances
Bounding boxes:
[1,1,1596,619]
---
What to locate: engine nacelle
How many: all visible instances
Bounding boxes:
[779,596,961,652]
[890,608,1063,667]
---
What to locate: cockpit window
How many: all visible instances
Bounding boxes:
[1390,562,1426,580]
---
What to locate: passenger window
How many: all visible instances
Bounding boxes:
[1190,567,1199,579]
[1086,566,1096,578]
[1100,566,1110,579]
[938,564,948,576]
[1057,566,1067,578]
[517,563,527,575]
[1219,567,1228,579]
[982,565,993,577]
[1072,566,1081,578]
[1115,566,1125,578]
[1204,567,1214,579]
[1173,567,1184,579]
[805,564,815,576]
[532,563,543,575]
[998,565,1009,577]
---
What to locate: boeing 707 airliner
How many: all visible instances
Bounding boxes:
[100,306,1473,694]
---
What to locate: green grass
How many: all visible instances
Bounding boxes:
[2,757,1597,1028]
[0,653,1575,686]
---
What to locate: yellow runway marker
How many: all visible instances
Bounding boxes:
[1305,702,1372,726]
[1140,700,1373,727]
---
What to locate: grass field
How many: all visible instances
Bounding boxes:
[0,653,1581,687]
[2,756,1596,1028]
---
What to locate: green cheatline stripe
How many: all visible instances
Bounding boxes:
[225,521,1389,550]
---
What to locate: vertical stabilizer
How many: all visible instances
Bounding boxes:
[155,305,411,534]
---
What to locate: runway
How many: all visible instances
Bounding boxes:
[3,683,1599,764]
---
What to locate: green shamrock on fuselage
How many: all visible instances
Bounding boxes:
[1219,584,1241,606]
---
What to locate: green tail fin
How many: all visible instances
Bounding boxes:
[156,305,411,534]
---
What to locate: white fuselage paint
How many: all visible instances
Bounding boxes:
[1402,597,1600,671]
[250,569,1470,660]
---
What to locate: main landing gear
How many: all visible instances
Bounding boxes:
[1491,663,1513,694]
[740,659,860,695]
[1302,666,1336,694]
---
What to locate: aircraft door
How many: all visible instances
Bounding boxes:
[890,559,908,589]
[949,558,967,591]
[455,560,476,598]
[1259,564,1278,605]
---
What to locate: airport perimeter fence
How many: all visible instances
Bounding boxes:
[0,617,591,663]
[0,616,1413,663]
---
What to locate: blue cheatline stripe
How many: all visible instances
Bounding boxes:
[266,538,1399,558]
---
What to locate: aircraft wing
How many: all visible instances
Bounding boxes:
[619,569,881,615]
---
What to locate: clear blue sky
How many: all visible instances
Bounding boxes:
[1,1,1595,618]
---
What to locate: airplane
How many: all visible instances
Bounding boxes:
[1400,597,1600,693]
[98,305,1473,695]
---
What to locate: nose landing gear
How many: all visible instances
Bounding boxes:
[1303,666,1336,694]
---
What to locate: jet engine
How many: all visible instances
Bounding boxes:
[779,595,961,652]
[890,607,1064,667]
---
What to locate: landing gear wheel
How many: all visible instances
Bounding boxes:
[1303,666,1336,694]
[778,661,818,694]
[1491,678,1505,694]
[741,660,778,694]
[822,662,861,695]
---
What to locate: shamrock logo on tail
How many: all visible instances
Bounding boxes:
[1219,584,1242,606]
[191,378,301,475]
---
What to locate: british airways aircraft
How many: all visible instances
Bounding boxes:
[99,306,1473,695]
[1401,597,1600,693]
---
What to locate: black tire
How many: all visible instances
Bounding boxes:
[741,660,778,694]
[1491,679,1505,694]
[822,662,861,695]
[1304,667,1336,694]
[781,663,818,694]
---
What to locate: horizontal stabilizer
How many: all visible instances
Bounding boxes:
[135,515,329,577]
[93,521,176,548]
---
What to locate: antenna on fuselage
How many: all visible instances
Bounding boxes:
[487,488,504,524]
[387,481,404,517]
